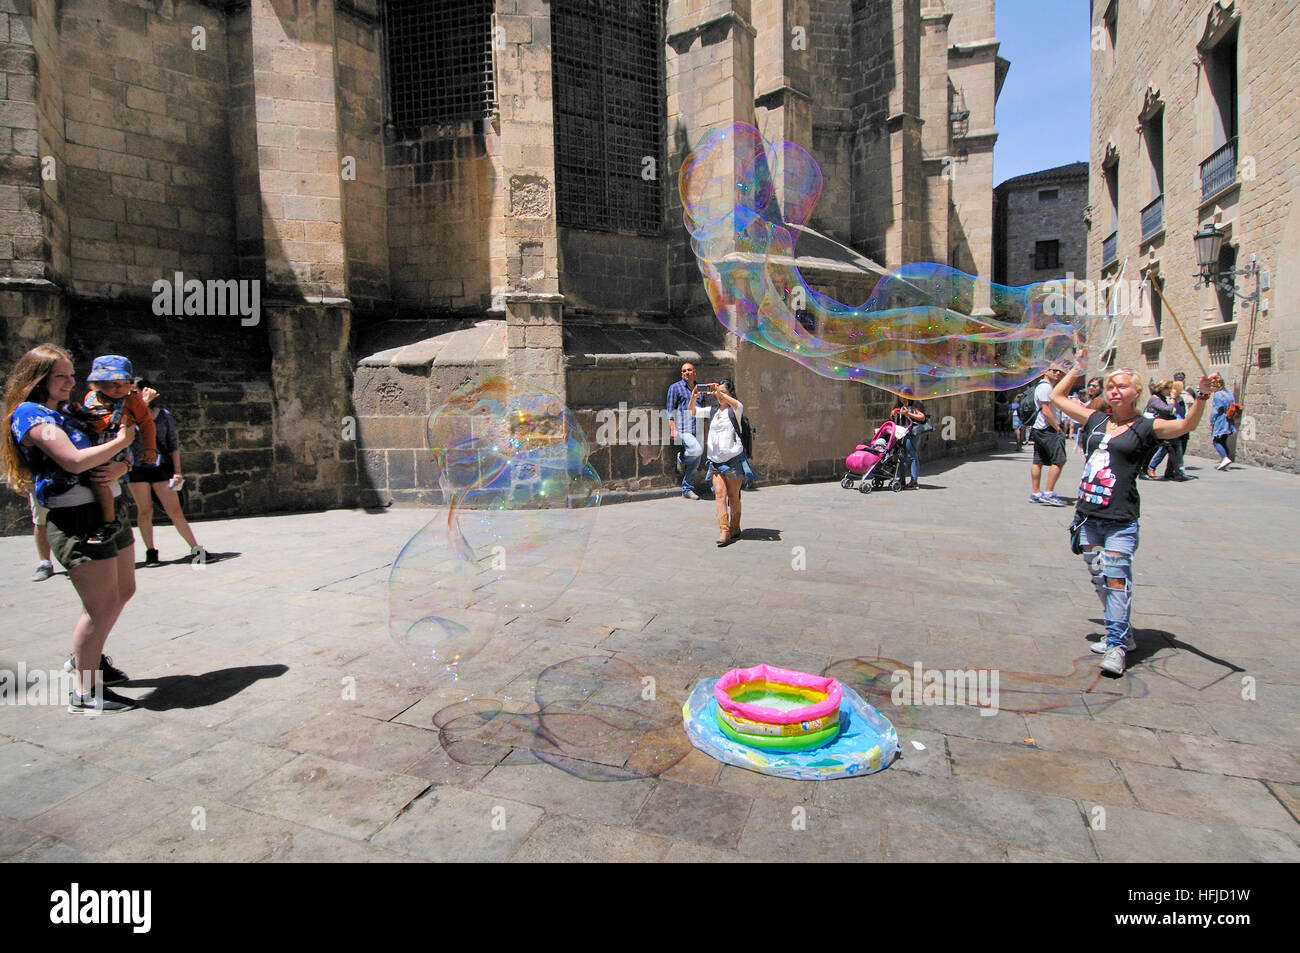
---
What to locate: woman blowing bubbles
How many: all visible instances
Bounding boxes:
[1049,350,1211,676]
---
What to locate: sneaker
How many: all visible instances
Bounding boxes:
[189,545,208,564]
[64,654,129,686]
[1029,492,1044,504]
[1041,493,1068,507]
[905,480,919,489]
[145,548,160,565]
[1216,457,1232,471]
[1099,646,1127,675]
[68,687,135,714]
[31,561,53,582]
[1090,633,1137,654]
[682,490,700,500]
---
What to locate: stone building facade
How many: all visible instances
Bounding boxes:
[1088,0,1300,471]
[993,161,1088,288]
[2,0,1007,533]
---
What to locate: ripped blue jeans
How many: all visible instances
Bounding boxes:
[1078,518,1139,649]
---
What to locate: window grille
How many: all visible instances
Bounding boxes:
[553,0,664,233]
[384,0,495,131]
[1034,240,1060,271]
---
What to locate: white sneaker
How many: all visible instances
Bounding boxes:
[1091,634,1136,654]
[1099,646,1126,675]
[1216,458,1232,471]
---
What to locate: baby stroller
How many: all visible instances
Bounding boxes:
[841,418,912,494]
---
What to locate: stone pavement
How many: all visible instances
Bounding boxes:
[2,444,1298,863]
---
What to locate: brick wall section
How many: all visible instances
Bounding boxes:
[559,230,669,314]
[334,1,388,309]
[1089,0,1299,471]
[0,0,46,281]
[386,124,493,310]
[57,0,236,298]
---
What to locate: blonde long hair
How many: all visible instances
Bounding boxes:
[1102,368,1145,416]
[2,343,73,496]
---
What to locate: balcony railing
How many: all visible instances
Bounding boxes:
[1140,194,1164,241]
[1102,230,1118,267]
[1200,137,1237,201]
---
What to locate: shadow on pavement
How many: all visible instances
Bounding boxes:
[124,664,288,711]
[735,527,782,541]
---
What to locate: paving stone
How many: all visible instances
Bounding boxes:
[660,747,722,786]
[101,802,297,863]
[880,820,1007,862]
[370,785,542,861]
[0,741,115,821]
[1160,732,1300,784]
[277,711,437,775]
[233,753,429,840]
[4,835,92,863]
[28,775,189,851]
[814,770,1097,857]
[263,826,419,863]
[949,737,1135,804]
[1022,712,1175,766]
[1089,805,1300,863]
[737,797,881,861]
[82,717,223,778]
[1118,762,1300,832]
[510,813,669,863]
[632,779,752,850]
[0,815,42,858]
[218,699,324,743]
[1266,781,1300,824]
[149,737,300,800]
[474,763,655,825]
[714,764,819,803]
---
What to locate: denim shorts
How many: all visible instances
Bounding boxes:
[707,452,747,480]
[45,496,135,571]
[1079,518,1139,579]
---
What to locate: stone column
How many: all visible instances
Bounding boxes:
[0,0,69,365]
[919,1,952,264]
[506,292,565,402]
[753,0,813,213]
[665,0,758,336]
[225,0,356,508]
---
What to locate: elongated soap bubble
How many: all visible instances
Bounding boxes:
[680,122,1101,398]
[388,378,601,679]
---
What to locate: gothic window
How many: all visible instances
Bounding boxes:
[384,0,496,131]
[553,0,664,233]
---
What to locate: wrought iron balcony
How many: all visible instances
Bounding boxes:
[1200,138,1237,201]
[1140,194,1164,241]
[1102,230,1118,267]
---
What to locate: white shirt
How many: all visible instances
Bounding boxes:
[1032,380,1054,431]
[706,401,744,463]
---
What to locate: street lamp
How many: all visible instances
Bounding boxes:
[1192,223,1259,302]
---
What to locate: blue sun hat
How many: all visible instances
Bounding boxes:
[86,355,134,382]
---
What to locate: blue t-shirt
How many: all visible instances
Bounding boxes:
[9,401,93,506]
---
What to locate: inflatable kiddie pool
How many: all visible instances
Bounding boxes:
[684,664,900,780]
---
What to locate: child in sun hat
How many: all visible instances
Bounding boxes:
[78,355,157,544]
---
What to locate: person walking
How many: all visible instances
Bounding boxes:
[704,379,747,546]
[1049,352,1212,675]
[3,344,140,712]
[1208,373,1237,470]
[126,380,208,564]
[1029,364,1069,506]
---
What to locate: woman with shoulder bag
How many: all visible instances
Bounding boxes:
[891,396,929,489]
[1049,351,1211,676]
[705,379,747,546]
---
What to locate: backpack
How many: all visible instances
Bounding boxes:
[728,408,754,460]
[1017,389,1039,429]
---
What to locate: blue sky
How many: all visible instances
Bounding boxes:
[994,0,1091,186]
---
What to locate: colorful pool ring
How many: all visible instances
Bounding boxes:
[714,664,842,725]
[683,678,901,780]
[716,714,841,752]
[715,705,839,738]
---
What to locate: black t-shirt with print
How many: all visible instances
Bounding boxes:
[1076,411,1159,523]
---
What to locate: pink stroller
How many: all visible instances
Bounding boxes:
[841,418,911,494]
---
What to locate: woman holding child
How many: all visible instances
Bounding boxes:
[1049,351,1211,676]
[3,344,139,712]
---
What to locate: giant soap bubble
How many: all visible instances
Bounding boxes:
[388,378,601,679]
[680,122,1104,398]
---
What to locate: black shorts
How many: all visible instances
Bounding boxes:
[129,458,174,484]
[1031,427,1067,466]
